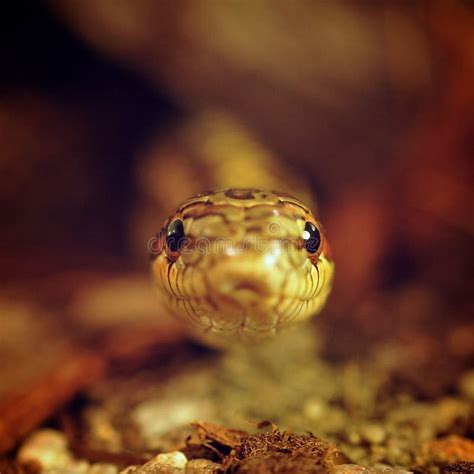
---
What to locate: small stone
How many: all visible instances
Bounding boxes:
[185,458,221,473]
[459,370,474,400]
[303,398,326,420]
[360,424,386,445]
[385,440,404,466]
[133,397,214,442]
[16,429,120,474]
[135,451,188,473]
[435,398,471,431]
[17,429,73,469]
[347,430,362,445]
[155,452,188,469]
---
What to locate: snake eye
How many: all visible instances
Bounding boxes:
[303,221,321,254]
[166,219,186,254]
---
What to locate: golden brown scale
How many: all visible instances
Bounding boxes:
[151,187,334,346]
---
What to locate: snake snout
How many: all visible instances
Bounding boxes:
[208,258,281,308]
[216,277,267,306]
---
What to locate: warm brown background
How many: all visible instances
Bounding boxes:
[0,0,472,416]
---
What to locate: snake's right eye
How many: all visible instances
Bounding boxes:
[166,219,186,255]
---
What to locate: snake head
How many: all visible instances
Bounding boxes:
[150,188,334,345]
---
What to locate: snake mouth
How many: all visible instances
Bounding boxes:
[169,283,331,336]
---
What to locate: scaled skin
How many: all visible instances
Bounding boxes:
[151,188,334,346]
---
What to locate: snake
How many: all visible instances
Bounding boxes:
[148,114,334,346]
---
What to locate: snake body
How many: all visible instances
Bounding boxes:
[148,114,334,345]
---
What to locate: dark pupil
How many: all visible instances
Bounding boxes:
[303,221,321,254]
[166,219,185,253]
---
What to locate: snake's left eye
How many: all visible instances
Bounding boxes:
[166,219,186,254]
[303,221,321,254]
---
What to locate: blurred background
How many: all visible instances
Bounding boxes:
[0,0,473,469]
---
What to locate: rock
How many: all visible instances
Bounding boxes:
[185,458,221,473]
[359,424,386,445]
[130,451,188,473]
[16,429,119,474]
[459,370,474,401]
[17,429,76,470]
[133,398,214,443]
[303,399,327,420]
[434,398,472,432]
[154,452,188,469]
[347,430,362,445]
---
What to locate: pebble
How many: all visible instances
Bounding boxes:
[17,429,77,470]
[360,424,386,445]
[459,370,474,400]
[303,398,326,420]
[132,397,214,442]
[154,452,188,469]
[347,430,362,445]
[185,458,221,473]
[435,397,471,430]
[17,429,118,474]
[125,451,188,473]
